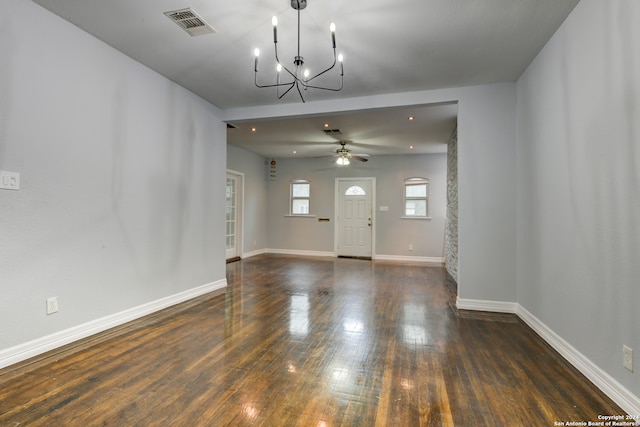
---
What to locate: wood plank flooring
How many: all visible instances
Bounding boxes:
[0,255,625,426]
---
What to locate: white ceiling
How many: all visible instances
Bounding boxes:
[32,0,579,158]
[227,103,458,157]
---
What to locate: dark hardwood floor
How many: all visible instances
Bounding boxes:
[0,255,624,426]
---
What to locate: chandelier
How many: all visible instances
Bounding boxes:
[253,0,344,103]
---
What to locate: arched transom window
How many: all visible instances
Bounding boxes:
[345,185,366,196]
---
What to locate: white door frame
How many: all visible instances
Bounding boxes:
[226,170,244,259]
[334,177,376,258]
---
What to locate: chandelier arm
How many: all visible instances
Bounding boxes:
[280,63,299,81]
[303,57,343,91]
[256,44,297,89]
[303,77,343,92]
[295,81,307,103]
[273,44,299,81]
[255,70,301,90]
[305,59,337,84]
[255,81,300,89]
[277,82,297,100]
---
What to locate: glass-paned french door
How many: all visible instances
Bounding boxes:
[225,174,238,259]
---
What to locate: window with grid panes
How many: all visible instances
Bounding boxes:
[290,180,310,215]
[404,177,428,217]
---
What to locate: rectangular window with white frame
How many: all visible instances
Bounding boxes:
[404,177,429,217]
[290,180,311,215]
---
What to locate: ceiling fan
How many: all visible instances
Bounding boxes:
[334,141,369,165]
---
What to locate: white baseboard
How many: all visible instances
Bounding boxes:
[458,298,640,416]
[266,248,336,258]
[516,305,640,417]
[0,279,227,370]
[263,250,445,265]
[456,297,518,313]
[241,248,267,259]
[375,255,444,265]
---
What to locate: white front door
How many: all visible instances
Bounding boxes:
[336,178,374,258]
[225,172,242,260]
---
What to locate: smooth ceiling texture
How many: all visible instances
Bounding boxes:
[31,0,579,156]
[32,0,579,109]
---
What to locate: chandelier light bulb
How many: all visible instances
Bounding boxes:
[330,23,336,48]
[254,48,260,71]
[276,64,282,72]
[272,16,278,43]
[338,53,343,62]
[303,69,310,79]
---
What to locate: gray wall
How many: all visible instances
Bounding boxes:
[516,0,639,398]
[226,144,268,256]
[262,153,447,258]
[223,83,518,306]
[456,84,517,303]
[0,0,227,355]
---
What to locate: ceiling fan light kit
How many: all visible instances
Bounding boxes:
[334,141,369,166]
[254,0,344,103]
[336,156,350,166]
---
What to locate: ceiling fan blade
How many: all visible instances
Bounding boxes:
[350,155,369,162]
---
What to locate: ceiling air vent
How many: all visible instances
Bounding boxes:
[164,8,215,37]
[323,129,342,135]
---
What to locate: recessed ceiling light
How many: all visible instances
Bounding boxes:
[293,150,297,154]
[251,127,257,132]
[409,145,414,149]
[408,116,415,121]
[324,123,330,128]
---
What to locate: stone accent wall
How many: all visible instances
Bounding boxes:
[445,127,458,283]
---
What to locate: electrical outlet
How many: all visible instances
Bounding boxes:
[46,297,58,315]
[623,345,633,372]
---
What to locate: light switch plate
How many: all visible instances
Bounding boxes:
[623,345,633,372]
[0,171,20,190]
